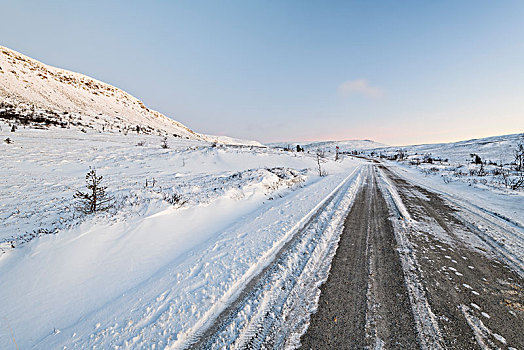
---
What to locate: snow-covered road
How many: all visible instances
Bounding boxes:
[302,162,523,349]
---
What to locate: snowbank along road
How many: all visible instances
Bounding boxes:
[0,125,366,349]
[194,161,523,349]
[191,166,364,349]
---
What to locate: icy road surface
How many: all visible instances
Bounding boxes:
[191,163,523,349]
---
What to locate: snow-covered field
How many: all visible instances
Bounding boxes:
[366,133,524,193]
[268,139,386,153]
[371,133,522,165]
[0,123,364,349]
[2,124,523,349]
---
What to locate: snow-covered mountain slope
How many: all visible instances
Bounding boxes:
[0,46,261,146]
[268,139,387,152]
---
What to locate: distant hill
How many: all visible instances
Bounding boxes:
[368,133,524,164]
[268,139,387,152]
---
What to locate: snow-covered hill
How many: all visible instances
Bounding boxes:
[0,46,261,146]
[369,133,523,165]
[366,133,524,194]
[268,139,386,152]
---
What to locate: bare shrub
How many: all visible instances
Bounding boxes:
[161,191,187,207]
[422,153,433,164]
[160,136,169,149]
[514,137,524,172]
[316,150,328,177]
[396,149,407,160]
[498,169,524,190]
[470,153,482,165]
[453,169,466,177]
[422,167,439,176]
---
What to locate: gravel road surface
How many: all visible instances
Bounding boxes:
[301,164,523,349]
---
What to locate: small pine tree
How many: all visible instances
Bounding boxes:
[74,169,114,214]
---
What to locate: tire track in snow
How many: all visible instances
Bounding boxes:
[385,166,524,277]
[376,166,445,349]
[378,164,524,348]
[188,166,364,349]
[302,165,420,349]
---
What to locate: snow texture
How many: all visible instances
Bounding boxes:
[0,123,363,349]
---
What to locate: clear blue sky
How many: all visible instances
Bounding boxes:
[1,1,523,145]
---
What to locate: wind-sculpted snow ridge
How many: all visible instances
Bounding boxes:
[0,46,262,146]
